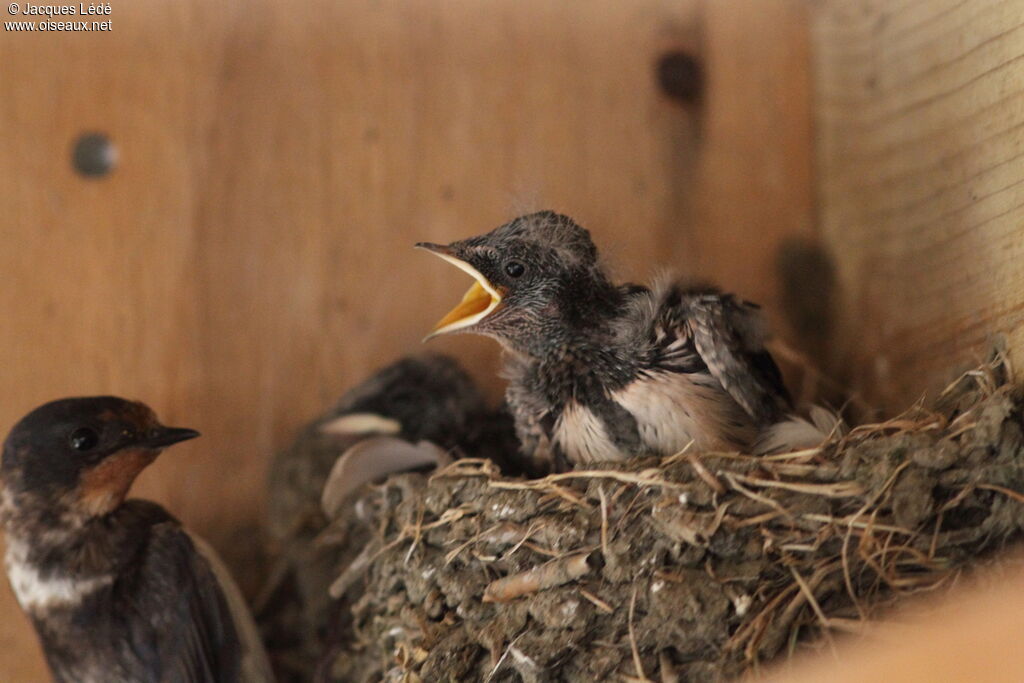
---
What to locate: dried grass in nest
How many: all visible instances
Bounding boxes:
[316,358,1024,681]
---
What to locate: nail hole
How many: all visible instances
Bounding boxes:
[72,132,117,178]
[656,51,703,104]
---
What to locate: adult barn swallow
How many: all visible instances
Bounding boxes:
[418,211,810,470]
[1,397,273,683]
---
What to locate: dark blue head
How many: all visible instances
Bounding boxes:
[2,396,198,518]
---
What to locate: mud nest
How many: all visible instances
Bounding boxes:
[307,360,1024,681]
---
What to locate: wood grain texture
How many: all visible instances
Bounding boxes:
[695,0,814,301]
[0,0,811,676]
[814,0,1024,411]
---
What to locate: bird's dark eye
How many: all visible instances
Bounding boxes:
[504,260,526,278]
[69,427,99,452]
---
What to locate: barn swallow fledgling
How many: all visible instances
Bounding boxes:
[418,211,817,470]
[262,353,518,682]
[1,397,273,683]
[268,352,517,544]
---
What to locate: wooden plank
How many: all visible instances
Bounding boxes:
[0,0,811,676]
[695,0,815,302]
[762,561,1024,682]
[814,0,1024,411]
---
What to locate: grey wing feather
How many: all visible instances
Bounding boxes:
[189,533,275,682]
[685,291,791,425]
[134,524,272,683]
[648,284,791,426]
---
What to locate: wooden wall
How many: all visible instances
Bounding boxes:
[0,0,811,677]
[761,556,1024,682]
[803,3,1024,675]
[814,0,1024,411]
[13,0,1024,677]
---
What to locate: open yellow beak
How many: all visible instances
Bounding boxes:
[416,244,503,339]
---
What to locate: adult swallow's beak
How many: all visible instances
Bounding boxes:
[137,426,201,449]
[415,242,504,340]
